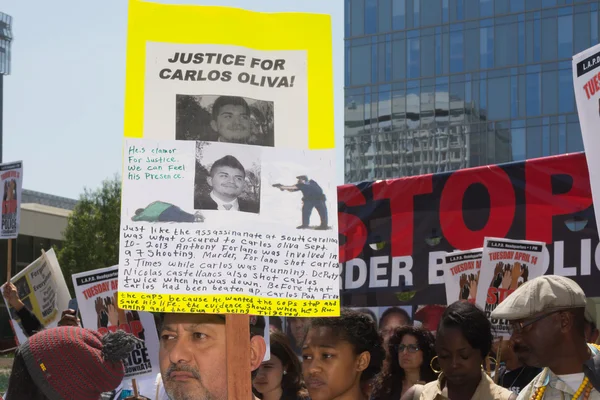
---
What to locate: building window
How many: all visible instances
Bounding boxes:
[495,20,517,67]
[421,0,441,26]
[526,0,541,11]
[365,0,377,34]
[465,0,479,20]
[573,8,590,55]
[526,122,542,159]
[558,67,575,113]
[495,0,509,15]
[393,0,406,30]
[480,26,493,69]
[511,0,524,13]
[464,27,479,71]
[345,0,351,37]
[351,0,365,37]
[541,15,557,62]
[557,11,573,60]
[526,70,541,117]
[407,35,420,79]
[542,70,558,115]
[567,120,583,153]
[450,29,464,73]
[488,77,510,121]
[392,38,407,81]
[350,45,371,86]
[379,0,392,32]
[421,33,435,77]
[542,123,550,157]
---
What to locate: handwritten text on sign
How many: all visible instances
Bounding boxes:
[119,139,340,316]
[120,228,339,316]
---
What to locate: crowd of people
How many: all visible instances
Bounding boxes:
[1,274,599,400]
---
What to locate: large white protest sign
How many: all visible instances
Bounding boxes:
[119,139,338,317]
[3,249,70,344]
[573,44,600,230]
[120,4,339,318]
[476,238,546,337]
[72,266,160,379]
[443,248,482,306]
[0,161,22,239]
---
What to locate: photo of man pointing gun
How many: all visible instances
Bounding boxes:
[273,175,329,230]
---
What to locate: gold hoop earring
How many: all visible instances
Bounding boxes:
[481,356,497,365]
[430,356,441,374]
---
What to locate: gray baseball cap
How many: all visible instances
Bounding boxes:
[585,299,597,326]
[491,275,586,321]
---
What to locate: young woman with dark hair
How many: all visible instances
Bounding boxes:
[372,326,437,400]
[403,301,516,400]
[253,331,309,400]
[302,309,386,400]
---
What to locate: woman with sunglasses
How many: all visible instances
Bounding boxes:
[403,301,516,400]
[372,326,437,400]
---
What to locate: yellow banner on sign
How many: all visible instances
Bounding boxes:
[124,0,334,149]
[119,0,340,317]
[119,292,340,317]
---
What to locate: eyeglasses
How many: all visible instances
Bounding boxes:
[395,344,420,353]
[508,311,560,335]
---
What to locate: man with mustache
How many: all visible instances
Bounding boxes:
[159,313,266,400]
[491,275,600,400]
[196,155,259,213]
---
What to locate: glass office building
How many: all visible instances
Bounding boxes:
[344,0,599,182]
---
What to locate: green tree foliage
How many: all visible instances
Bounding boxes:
[58,176,121,293]
[176,95,214,140]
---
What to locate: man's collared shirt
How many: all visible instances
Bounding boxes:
[210,191,239,211]
[516,344,600,400]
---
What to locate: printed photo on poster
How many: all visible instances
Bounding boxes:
[0,161,22,239]
[72,266,160,379]
[143,43,308,149]
[351,307,379,328]
[260,147,335,231]
[2,249,70,345]
[443,249,483,306]
[194,141,261,213]
[176,94,274,147]
[476,237,546,337]
[377,306,413,340]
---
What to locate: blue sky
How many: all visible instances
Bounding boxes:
[2,0,344,199]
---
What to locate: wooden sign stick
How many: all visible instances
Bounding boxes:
[6,239,12,282]
[132,378,139,397]
[493,337,503,384]
[226,314,252,400]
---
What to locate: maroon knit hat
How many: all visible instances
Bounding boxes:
[19,326,140,400]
